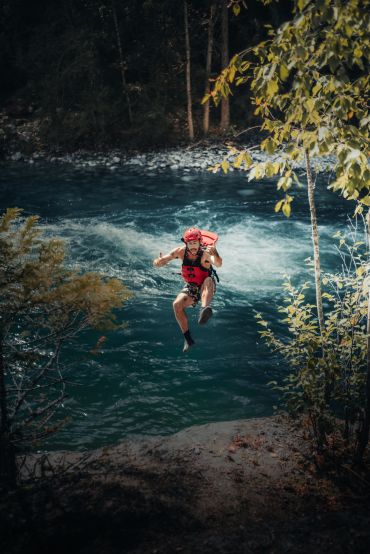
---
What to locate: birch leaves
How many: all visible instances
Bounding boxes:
[206,0,370,216]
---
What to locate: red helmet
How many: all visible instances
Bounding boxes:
[183,227,202,243]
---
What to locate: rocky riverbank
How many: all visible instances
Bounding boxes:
[1,415,370,554]
[3,143,336,178]
[0,108,240,171]
[1,111,335,174]
[6,143,235,172]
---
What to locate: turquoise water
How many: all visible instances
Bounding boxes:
[0,162,351,450]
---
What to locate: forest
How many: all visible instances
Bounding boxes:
[0,0,291,151]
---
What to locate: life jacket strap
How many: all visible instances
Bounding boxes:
[210,267,220,283]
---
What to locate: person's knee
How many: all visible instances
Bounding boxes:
[203,277,214,290]
[173,298,183,313]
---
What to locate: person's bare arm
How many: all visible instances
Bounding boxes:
[153,247,184,267]
[203,246,222,268]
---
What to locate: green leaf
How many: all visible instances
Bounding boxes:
[305,98,315,113]
[262,138,276,155]
[282,202,291,218]
[275,199,284,213]
[292,173,302,187]
[229,66,236,83]
[296,45,307,59]
[234,153,243,169]
[318,127,328,141]
[354,204,364,216]
[360,116,370,128]
[243,152,253,168]
[267,79,279,96]
[221,160,229,174]
[279,63,289,82]
[312,82,322,96]
[277,177,286,190]
[272,162,281,175]
[233,3,241,16]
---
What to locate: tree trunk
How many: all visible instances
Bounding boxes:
[305,149,327,450]
[184,0,194,141]
[203,4,215,135]
[220,0,230,132]
[111,0,133,126]
[0,335,17,490]
[355,211,370,463]
[305,149,324,336]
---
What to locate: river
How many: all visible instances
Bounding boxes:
[0,160,352,450]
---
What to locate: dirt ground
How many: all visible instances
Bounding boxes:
[1,415,370,554]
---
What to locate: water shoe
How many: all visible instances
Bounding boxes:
[183,330,195,352]
[198,306,213,325]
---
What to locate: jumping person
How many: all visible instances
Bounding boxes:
[153,227,222,352]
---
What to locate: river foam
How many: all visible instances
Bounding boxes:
[43,210,338,299]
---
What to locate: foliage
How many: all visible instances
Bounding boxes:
[256,225,370,458]
[0,207,131,453]
[206,0,370,464]
[207,0,370,214]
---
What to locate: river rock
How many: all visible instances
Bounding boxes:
[11,152,22,161]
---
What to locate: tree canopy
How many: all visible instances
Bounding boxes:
[208,0,369,214]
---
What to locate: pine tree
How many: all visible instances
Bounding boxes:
[0,208,131,490]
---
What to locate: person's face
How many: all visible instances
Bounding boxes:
[187,240,200,254]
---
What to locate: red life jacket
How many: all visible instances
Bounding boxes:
[181,247,211,287]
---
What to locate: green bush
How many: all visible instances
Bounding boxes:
[257,228,370,462]
[0,208,131,489]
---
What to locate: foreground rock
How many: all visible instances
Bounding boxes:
[1,415,370,554]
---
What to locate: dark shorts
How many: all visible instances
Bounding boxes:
[181,277,216,306]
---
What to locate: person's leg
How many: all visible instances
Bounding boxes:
[198,277,215,325]
[200,277,215,308]
[173,292,194,332]
[173,292,196,352]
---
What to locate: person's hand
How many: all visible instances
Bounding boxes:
[206,245,217,256]
[153,253,163,267]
